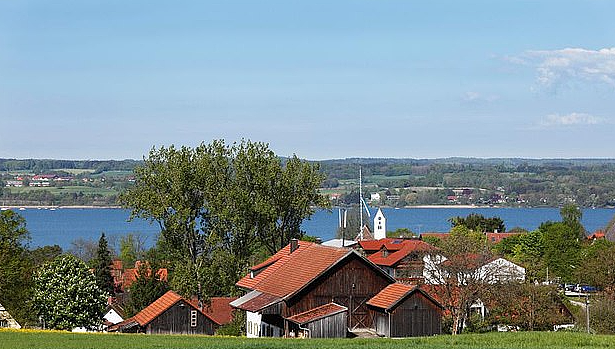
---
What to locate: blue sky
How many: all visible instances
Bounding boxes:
[1,1,614,160]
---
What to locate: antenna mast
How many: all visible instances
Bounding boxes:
[359,166,363,240]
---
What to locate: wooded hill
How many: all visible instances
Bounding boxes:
[2,157,615,207]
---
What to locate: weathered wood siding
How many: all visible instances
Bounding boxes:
[285,254,393,330]
[385,291,441,337]
[373,312,389,337]
[304,312,347,338]
[146,302,217,335]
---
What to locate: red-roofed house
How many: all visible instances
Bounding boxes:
[420,232,522,244]
[111,259,168,292]
[367,283,443,337]
[108,291,236,335]
[232,239,395,338]
[358,238,437,282]
[588,230,606,241]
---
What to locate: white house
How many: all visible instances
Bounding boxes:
[423,255,525,285]
[373,208,386,240]
[0,303,21,329]
[370,193,381,203]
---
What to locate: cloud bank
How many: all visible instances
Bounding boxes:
[510,47,615,90]
[539,112,605,127]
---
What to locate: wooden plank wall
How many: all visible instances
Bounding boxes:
[389,292,441,337]
[146,302,217,335]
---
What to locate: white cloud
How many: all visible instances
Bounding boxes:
[539,112,606,127]
[463,91,499,102]
[510,47,615,91]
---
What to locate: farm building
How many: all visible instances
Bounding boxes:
[0,303,21,329]
[231,239,395,338]
[367,283,443,337]
[232,239,444,338]
[108,291,236,335]
[359,238,437,282]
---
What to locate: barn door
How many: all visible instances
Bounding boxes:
[349,296,370,329]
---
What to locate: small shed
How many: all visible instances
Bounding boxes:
[367,284,443,337]
[108,291,235,335]
[286,303,347,338]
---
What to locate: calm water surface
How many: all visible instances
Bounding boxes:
[13,207,615,249]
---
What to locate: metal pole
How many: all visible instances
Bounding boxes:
[586,293,590,334]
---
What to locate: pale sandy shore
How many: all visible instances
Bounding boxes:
[405,205,492,209]
[0,205,121,209]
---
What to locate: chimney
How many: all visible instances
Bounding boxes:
[290,238,299,254]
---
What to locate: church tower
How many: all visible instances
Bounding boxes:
[374,208,386,240]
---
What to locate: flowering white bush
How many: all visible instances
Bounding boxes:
[32,255,106,330]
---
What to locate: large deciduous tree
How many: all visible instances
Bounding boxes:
[119,140,329,298]
[560,203,585,239]
[33,255,106,330]
[0,210,34,326]
[424,226,494,335]
[449,213,505,233]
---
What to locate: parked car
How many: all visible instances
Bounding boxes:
[574,284,598,293]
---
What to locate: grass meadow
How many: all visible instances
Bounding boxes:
[0,330,613,349]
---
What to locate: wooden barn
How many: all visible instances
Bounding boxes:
[367,283,443,337]
[108,291,236,335]
[231,239,395,338]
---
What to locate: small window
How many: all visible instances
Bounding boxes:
[190,310,197,327]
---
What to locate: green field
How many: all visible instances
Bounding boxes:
[0,330,612,349]
[7,186,117,197]
[50,169,97,175]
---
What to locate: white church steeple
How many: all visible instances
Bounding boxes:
[374,208,386,240]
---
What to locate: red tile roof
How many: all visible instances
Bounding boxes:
[368,283,444,311]
[486,232,521,244]
[367,240,437,267]
[189,297,237,325]
[588,231,606,240]
[237,242,313,290]
[254,244,350,298]
[109,291,236,331]
[131,290,183,326]
[421,232,522,243]
[359,238,408,252]
[121,267,168,290]
[286,303,347,325]
[367,283,416,309]
[237,241,387,300]
[231,291,282,312]
[419,232,450,240]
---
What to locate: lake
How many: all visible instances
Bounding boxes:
[10,207,615,250]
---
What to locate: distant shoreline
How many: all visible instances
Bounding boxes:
[2,204,614,210]
[0,205,122,210]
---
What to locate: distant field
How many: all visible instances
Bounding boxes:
[91,170,134,178]
[7,186,117,197]
[50,169,96,175]
[0,330,612,349]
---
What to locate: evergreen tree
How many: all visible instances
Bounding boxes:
[94,233,114,296]
[125,262,168,317]
[0,210,34,326]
